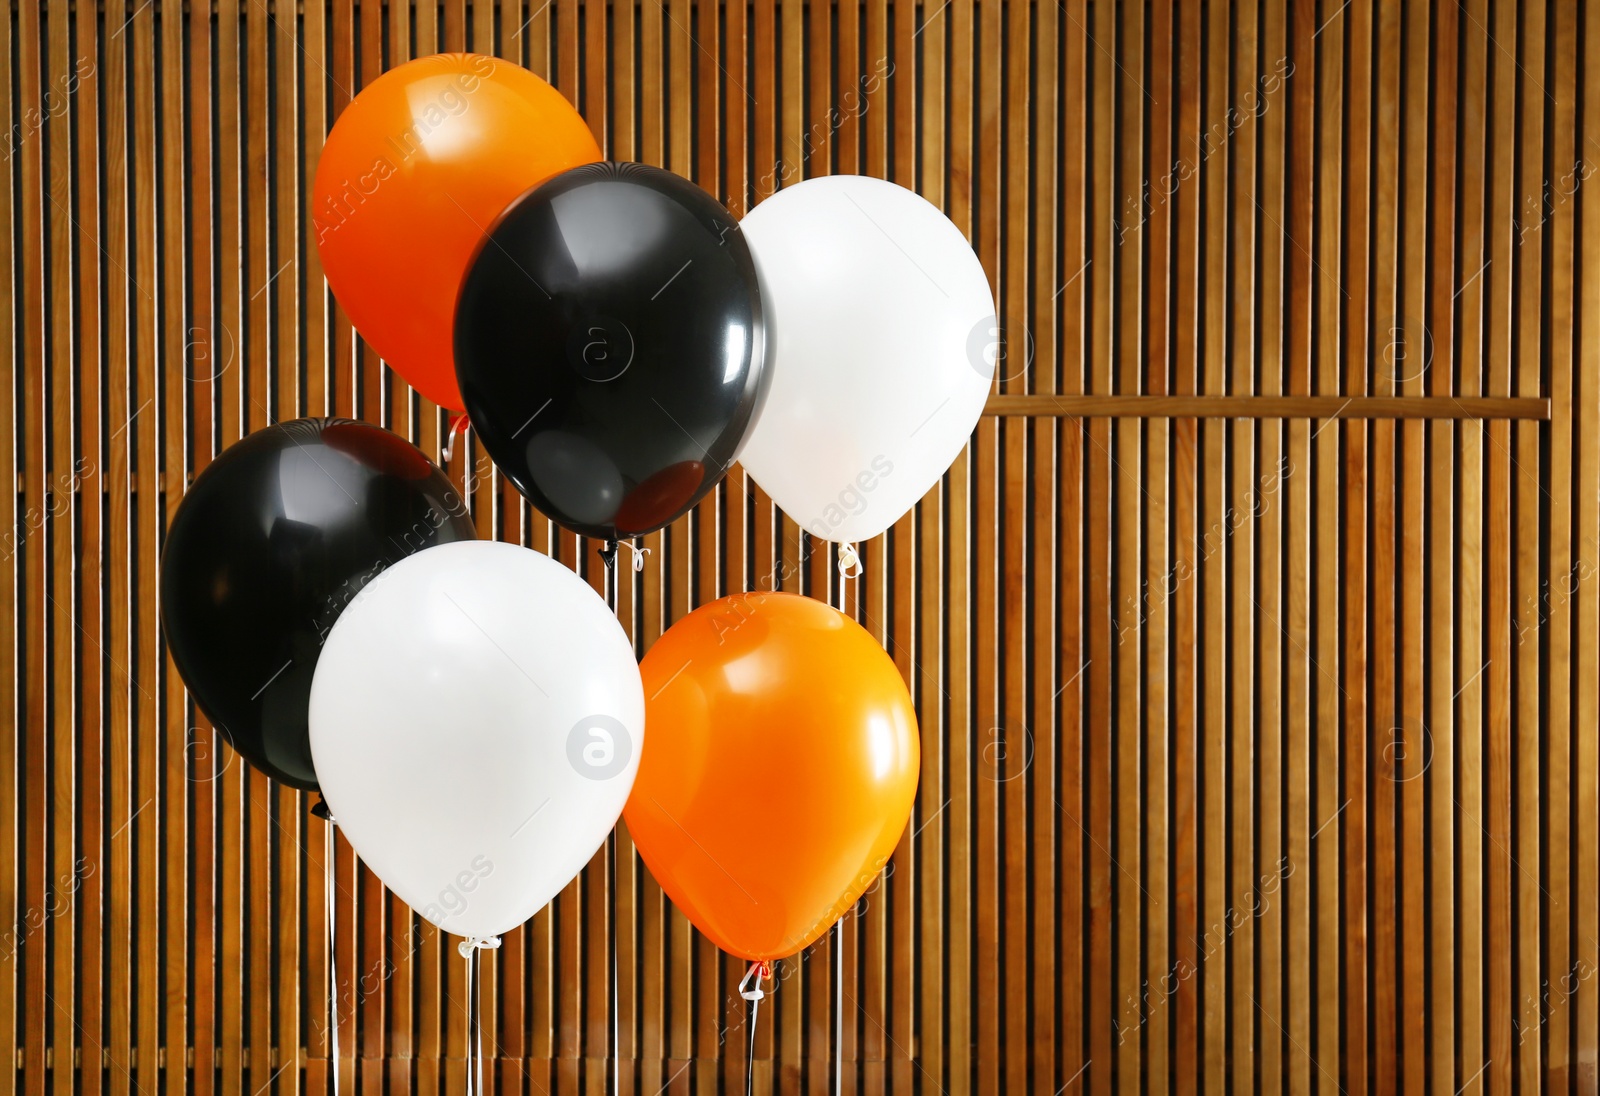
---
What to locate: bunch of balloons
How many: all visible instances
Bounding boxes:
[163,53,998,983]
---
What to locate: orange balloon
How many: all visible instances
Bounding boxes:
[627,592,920,961]
[312,54,601,411]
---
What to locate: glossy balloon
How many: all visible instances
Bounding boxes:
[737,175,996,543]
[625,592,920,961]
[160,419,476,789]
[313,53,602,411]
[310,541,645,939]
[455,162,766,540]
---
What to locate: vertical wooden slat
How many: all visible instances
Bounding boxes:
[159,0,191,1083]
[1283,2,1316,1094]
[1577,8,1600,1093]
[1170,1,1201,1089]
[76,0,108,1083]
[1482,0,1517,1085]
[965,0,996,1083]
[131,0,163,1087]
[1543,0,1576,1086]
[1395,4,1428,1093]
[1084,4,1114,1094]
[1426,3,1460,1092]
[629,0,663,1086]
[1257,0,1290,1086]
[1028,0,1060,1085]
[16,0,47,1085]
[1228,4,1258,1085]
[1513,4,1546,1091]
[0,0,16,1085]
[187,0,218,1081]
[1198,0,1229,1089]
[1370,5,1403,1093]
[1111,3,1143,1092]
[663,2,694,1091]
[44,0,79,1093]
[1057,3,1088,1091]
[215,0,246,1088]
[244,4,277,1096]
[302,3,333,1093]
[1141,0,1171,1090]
[1311,0,1345,1086]
[914,0,948,1086]
[1342,5,1374,1092]
[876,0,915,1088]
[1455,1,1489,1086]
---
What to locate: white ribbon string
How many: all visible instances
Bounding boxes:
[738,962,773,1096]
[602,560,623,1096]
[325,821,340,1096]
[458,936,501,1096]
[833,923,843,1094]
[441,415,469,464]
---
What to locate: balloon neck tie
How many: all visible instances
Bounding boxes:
[738,960,773,1001]
[739,962,773,1096]
[457,935,502,959]
[836,542,863,579]
[441,413,470,463]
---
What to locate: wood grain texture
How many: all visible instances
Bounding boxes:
[2,0,1597,1092]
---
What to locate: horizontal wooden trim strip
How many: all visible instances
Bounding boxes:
[984,394,1552,420]
[18,1051,878,1069]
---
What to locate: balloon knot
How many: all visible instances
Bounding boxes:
[457,935,502,958]
[600,540,651,573]
[738,961,774,1001]
[836,542,863,579]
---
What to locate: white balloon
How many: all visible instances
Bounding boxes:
[735,175,996,543]
[309,540,643,940]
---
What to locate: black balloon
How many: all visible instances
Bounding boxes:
[454,161,766,540]
[160,419,476,789]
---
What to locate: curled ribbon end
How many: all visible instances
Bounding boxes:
[836,542,863,579]
[622,540,652,572]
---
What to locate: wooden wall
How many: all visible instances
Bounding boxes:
[3,0,1598,1092]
